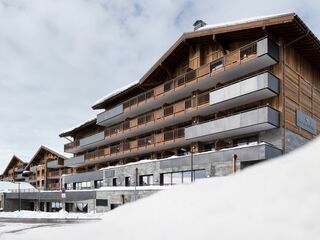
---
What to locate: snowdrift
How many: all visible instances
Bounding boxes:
[3,137,320,240]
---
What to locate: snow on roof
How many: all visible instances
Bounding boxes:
[92,80,139,107]
[10,137,320,239]
[0,181,35,192]
[196,12,293,31]
[60,117,96,136]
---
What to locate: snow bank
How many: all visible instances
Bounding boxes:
[0,181,35,192]
[3,137,320,239]
[0,210,102,220]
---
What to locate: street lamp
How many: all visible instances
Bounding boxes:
[17,182,21,212]
[180,148,194,183]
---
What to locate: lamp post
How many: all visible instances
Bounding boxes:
[180,148,194,183]
[18,182,21,212]
[190,150,194,183]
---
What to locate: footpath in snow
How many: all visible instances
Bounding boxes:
[2,137,320,240]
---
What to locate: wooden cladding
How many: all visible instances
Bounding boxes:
[284,59,320,138]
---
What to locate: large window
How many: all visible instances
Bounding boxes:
[139,175,153,186]
[161,169,206,185]
[95,180,103,189]
[75,181,92,190]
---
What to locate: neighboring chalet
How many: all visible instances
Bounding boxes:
[25,146,70,190]
[2,156,27,182]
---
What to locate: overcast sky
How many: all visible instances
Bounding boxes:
[0,0,319,172]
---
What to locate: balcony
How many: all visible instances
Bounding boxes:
[30,165,37,173]
[209,72,279,111]
[65,92,209,154]
[47,182,61,190]
[64,140,80,152]
[64,155,85,167]
[97,37,279,127]
[65,71,280,154]
[65,127,188,167]
[29,175,36,182]
[14,173,25,180]
[47,170,61,179]
[14,167,25,173]
[47,159,64,169]
[185,106,279,141]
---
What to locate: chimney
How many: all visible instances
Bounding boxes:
[193,20,207,31]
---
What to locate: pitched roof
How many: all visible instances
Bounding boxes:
[26,145,66,169]
[2,155,26,176]
[59,117,97,137]
[92,12,320,110]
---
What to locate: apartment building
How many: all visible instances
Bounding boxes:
[1,13,320,213]
[2,156,27,182]
[59,13,320,191]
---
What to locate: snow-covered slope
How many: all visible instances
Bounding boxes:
[3,138,320,240]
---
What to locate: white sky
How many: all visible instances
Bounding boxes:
[0,0,319,171]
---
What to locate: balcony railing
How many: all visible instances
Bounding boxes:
[104,92,209,138]
[64,139,80,152]
[47,182,60,190]
[47,170,61,178]
[84,127,185,162]
[65,92,209,153]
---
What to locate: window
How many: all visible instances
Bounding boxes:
[139,175,153,186]
[161,173,171,185]
[66,183,73,190]
[81,181,92,189]
[95,180,103,189]
[183,171,192,184]
[125,177,131,187]
[51,202,62,212]
[164,82,172,92]
[112,178,117,186]
[96,199,108,207]
[194,169,206,180]
[160,169,206,185]
[172,172,183,185]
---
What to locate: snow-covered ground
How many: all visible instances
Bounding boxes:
[0,210,102,220]
[1,137,320,239]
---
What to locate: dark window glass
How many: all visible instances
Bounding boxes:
[96,199,108,207]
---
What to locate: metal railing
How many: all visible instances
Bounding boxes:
[85,127,186,162]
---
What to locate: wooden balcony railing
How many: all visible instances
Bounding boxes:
[64,139,80,152]
[47,182,60,190]
[47,170,61,177]
[84,127,186,162]
[104,91,209,138]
